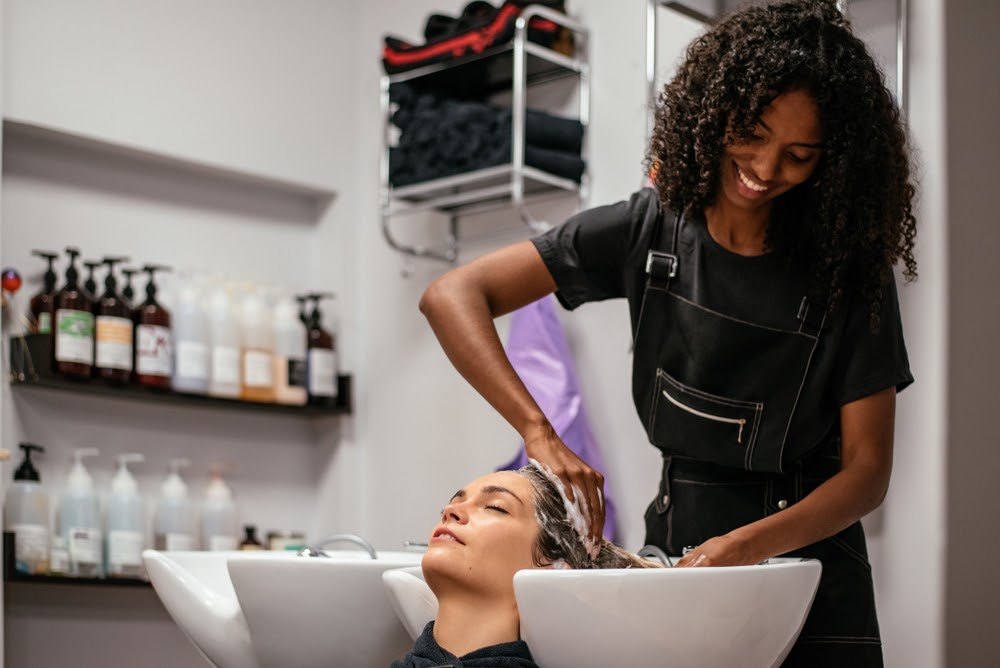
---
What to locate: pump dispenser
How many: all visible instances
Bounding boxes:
[306,293,339,406]
[273,293,307,405]
[4,444,50,575]
[94,256,134,385]
[135,264,173,389]
[201,467,238,551]
[53,247,95,379]
[29,250,59,335]
[106,453,146,578]
[120,267,138,308]
[82,260,101,301]
[58,448,103,577]
[172,276,210,395]
[239,288,275,403]
[154,458,195,551]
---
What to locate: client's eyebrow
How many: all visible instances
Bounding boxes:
[448,485,526,506]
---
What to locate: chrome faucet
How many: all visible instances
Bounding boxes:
[298,533,378,560]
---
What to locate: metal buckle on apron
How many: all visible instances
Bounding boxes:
[645,250,678,282]
[796,296,828,337]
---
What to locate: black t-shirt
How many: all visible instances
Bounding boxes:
[532,189,912,463]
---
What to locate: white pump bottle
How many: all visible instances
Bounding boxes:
[201,468,238,551]
[58,448,102,577]
[106,453,146,578]
[154,458,196,551]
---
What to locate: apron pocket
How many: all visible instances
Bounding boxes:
[648,369,763,470]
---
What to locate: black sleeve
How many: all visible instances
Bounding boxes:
[530,189,657,310]
[833,272,914,406]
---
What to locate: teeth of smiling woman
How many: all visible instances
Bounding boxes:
[738,167,768,192]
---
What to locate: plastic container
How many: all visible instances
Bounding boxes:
[201,469,238,551]
[207,283,242,399]
[106,453,146,578]
[4,444,50,575]
[57,448,103,577]
[272,294,308,406]
[172,278,210,395]
[154,458,196,551]
[240,289,275,403]
[135,264,173,389]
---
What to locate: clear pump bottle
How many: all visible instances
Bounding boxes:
[207,282,242,398]
[154,458,195,551]
[172,277,210,395]
[273,293,307,406]
[4,444,50,575]
[106,453,146,578]
[58,448,103,577]
[240,288,275,403]
[201,468,238,551]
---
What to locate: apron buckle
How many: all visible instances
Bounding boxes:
[645,251,678,281]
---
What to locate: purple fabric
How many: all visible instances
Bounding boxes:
[496,295,618,542]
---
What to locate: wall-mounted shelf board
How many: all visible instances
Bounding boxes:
[8,334,352,418]
[2,119,337,215]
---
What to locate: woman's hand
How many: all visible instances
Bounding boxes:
[673,533,760,568]
[523,422,606,556]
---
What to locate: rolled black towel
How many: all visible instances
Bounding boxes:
[524,144,586,182]
[494,108,584,154]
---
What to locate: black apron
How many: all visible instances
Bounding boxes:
[635,210,883,667]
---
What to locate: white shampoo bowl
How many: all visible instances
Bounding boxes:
[514,558,822,668]
[382,558,821,668]
[228,549,422,668]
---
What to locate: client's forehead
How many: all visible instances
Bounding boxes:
[453,471,534,504]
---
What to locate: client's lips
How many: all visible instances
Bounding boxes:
[431,527,464,545]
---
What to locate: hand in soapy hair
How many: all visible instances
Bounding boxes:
[674,532,760,568]
[523,422,606,559]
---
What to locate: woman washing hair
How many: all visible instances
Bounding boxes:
[390,464,659,668]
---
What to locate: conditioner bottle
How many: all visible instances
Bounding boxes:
[239,289,275,402]
[106,453,146,578]
[172,278,210,395]
[201,468,238,551]
[58,448,103,577]
[207,282,241,398]
[4,444,50,575]
[154,458,195,551]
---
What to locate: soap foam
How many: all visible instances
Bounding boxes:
[529,458,600,560]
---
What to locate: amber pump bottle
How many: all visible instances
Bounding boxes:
[94,256,133,386]
[28,250,58,335]
[52,247,95,379]
[306,293,338,407]
[134,264,173,390]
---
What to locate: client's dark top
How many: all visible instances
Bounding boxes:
[390,622,540,668]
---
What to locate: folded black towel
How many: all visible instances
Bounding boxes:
[390,622,541,668]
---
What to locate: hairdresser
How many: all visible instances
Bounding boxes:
[419,1,915,665]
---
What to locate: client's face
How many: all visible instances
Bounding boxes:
[421,471,538,597]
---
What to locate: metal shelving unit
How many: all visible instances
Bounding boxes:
[380,5,590,262]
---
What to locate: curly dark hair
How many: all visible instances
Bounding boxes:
[646,0,917,328]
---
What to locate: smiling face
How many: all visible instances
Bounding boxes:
[421,471,540,598]
[717,88,824,215]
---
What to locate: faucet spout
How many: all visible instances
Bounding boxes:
[299,534,378,559]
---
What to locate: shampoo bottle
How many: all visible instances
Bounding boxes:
[201,468,238,551]
[172,277,210,395]
[306,293,339,406]
[94,256,134,386]
[272,293,307,406]
[134,264,173,389]
[239,288,275,403]
[154,458,195,551]
[28,250,58,335]
[4,444,50,575]
[207,282,241,398]
[106,453,146,578]
[53,247,95,379]
[58,448,103,577]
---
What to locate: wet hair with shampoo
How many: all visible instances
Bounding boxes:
[516,464,662,570]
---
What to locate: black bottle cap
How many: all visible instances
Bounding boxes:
[101,256,129,297]
[31,250,59,293]
[141,264,172,301]
[63,247,81,288]
[14,443,44,482]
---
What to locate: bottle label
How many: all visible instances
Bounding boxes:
[164,533,194,551]
[12,523,49,574]
[176,340,210,380]
[108,530,145,573]
[208,535,238,552]
[136,324,173,376]
[308,348,338,397]
[288,357,307,389]
[243,350,273,387]
[96,315,134,370]
[38,311,52,334]
[68,527,102,574]
[49,541,70,575]
[55,309,95,364]
[212,345,241,385]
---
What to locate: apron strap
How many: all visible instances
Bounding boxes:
[645,208,684,290]
[797,297,828,337]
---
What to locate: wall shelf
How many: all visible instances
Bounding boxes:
[8,334,352,418]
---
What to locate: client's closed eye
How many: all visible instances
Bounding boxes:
[486,505,509,514]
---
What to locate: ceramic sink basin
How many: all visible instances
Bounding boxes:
[143,548,422,668]
[383,558,821,668]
